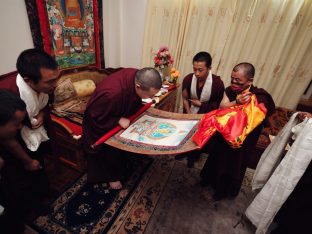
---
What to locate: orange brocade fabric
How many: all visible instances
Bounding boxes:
[192,95,267,149]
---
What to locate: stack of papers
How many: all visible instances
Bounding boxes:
[142,98,153,103]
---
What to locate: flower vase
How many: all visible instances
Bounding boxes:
[161,66,170,82]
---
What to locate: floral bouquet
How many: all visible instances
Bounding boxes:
[154,46,174,69]
[169,67,180,84]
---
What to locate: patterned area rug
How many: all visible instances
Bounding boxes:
[28,155,256,234]
[107,155,175,233]
[29,155,156,233]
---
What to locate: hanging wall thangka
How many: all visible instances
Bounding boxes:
[25,0,104,69]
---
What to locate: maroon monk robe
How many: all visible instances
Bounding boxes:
[179,73,224,167]
[200,85,275,199]
[182,73,225,114]
[82,68,143,183]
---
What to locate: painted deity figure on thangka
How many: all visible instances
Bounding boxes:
[118,114,198,148]
[104,108,202,155]
[129,119,177,140]
[44,0,97,68]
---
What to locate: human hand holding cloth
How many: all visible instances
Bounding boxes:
[236,91,252,104]
[31,111,45,129]
[16,74,49,151]
[192,94,267,149]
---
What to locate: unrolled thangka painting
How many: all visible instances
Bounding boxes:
[25,0,104,69]
[118,114,199,148]
[106,108,202,155]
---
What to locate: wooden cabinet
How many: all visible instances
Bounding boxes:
[52,120,85,171]
[156,87,178,112]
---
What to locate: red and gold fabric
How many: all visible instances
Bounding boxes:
[192,94,267,149]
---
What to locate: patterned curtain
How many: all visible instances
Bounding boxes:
[142,0,312,110]
[141,0,189,70]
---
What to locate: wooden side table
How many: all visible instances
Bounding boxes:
[51,119,85,172]
[155,84,179,112]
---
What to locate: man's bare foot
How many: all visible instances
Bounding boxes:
[109,181,122,190]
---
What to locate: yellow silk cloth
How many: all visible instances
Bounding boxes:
[192,94,267,149]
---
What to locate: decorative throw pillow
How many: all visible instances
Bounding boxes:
[54,78,76,103]
[72,79,96,98]
[262,107,295,136]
